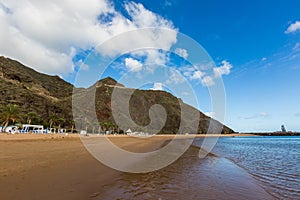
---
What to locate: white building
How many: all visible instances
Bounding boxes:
[20,124,44,133]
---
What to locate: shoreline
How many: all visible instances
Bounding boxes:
[241,132,300,136]
[2,131,297,142]
[190,143,276,199]
[0,134,274,200]
[0,133,257,141]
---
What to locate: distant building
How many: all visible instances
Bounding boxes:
[281,125,287,133]
[126,129,132,135]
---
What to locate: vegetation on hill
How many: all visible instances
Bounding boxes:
[0,56,233,134]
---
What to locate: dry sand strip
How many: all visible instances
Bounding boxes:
[0,134,173,200]
[0,133,269,200]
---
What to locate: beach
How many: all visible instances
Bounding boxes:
[0,133,274,200]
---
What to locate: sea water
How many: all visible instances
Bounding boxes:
[195,136,300,200]
[94,137,278,200]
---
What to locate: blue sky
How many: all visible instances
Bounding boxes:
[0,0,299,132]
[114,0,300,132]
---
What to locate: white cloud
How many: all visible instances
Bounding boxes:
[77,59,89,71]
[293,43,300,51]
[125,2,173,28]
[97,2,177,58]
[179,65,194,76]
[178,60,232,87]
[175,48,188,59]
[0,0,177,76]
[190,70,205,80]
[259,112,269,117]
[164,0,172,7]
[129,49,172,74]
[166,69,185,84]
[196,62,215,71]
[213,60,232,78]
[285,21,300,34]
[151,82,163,90]
[261,57,267,61]
[144,50,169,68]
[204,112,216,118]
[201,76,215,87]
[125,58,143,72]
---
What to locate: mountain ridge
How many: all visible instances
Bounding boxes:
[0,56,233,134]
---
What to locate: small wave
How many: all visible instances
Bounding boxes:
[94,146,274,200]
[201,136,300,200]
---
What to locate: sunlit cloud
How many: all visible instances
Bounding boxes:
[151,82,163,90]
[204,112,216,118]
[166,70,185,84]
[175,48,188,59]
[125,57,143,72]
[213,60,232,78]
[201,76,215,87]
[285,20,300,34]
[180,60,233,87]
[261,57,267,61]
[0,0,177,76]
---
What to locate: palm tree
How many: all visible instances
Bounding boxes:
[26,112,38,124]
[99,122,107,133]
[100,121,114,134]
[98,122,103,134]
[70,119,75,133]
[48,114,58,129]
[101,121,115,134]
[109,122,117,134]
[57,117,65,130]
[1,104,22,131]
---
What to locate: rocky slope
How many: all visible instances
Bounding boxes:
[0,56,233,134]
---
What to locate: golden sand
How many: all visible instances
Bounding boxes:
[0,133,272,200]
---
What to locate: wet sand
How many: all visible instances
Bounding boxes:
[0,133,273,200]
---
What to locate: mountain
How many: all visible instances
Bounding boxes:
[0,56,233,134]
[0,56,74,126]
